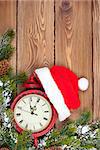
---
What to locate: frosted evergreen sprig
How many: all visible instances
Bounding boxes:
[0,29,15,60]
[44,112,100,150]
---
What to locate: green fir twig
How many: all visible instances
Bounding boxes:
[0,29,15,60]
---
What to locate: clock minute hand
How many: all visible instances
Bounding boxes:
[33,98,40,109]
[29,97,33,110]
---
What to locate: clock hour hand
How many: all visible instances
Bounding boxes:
[31,112,38,116]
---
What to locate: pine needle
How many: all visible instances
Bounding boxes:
[0,29,15,60]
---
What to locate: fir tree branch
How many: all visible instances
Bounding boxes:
[76,111,91,126]
[12,73,27,84]
[0,29,15,60]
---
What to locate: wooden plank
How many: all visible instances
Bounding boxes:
[17,0,54,76]
[55,0,93,120]
[0,0,16,74]
[93,0,100,120]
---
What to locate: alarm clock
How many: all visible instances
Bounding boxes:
[11,72,58,147]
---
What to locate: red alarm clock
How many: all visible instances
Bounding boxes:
[11,72,58,147]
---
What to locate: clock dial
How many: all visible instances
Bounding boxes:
[14,94,52,133]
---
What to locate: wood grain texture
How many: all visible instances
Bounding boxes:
[0,0,99,121]
[55,0,93,119]
[0,0,16,74]
[93,0,100,120]
[17,0,54,76]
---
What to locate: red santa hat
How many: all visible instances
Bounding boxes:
[35,66,89,121]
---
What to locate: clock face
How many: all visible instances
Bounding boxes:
[14,94,52,133]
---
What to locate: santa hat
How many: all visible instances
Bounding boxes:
[35,66,89,121]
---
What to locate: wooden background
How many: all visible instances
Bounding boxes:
[0,0,100,121]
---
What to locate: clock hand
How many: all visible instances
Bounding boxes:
[18,108,30,114]
[22,109,30,113]
[29,97,33,110]
[18,108,38,116]
[33,98,40,109]
[29,98,37,113]
[31,112,38,116]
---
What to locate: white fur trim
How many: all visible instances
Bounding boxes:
[35,67,71,121]
[78,77,89,91]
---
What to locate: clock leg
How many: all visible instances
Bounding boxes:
[34,137,38,148]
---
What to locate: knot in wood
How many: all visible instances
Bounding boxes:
[61,0,71,12]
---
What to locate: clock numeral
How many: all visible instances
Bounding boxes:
[33,125,35,130]
[40,123,43,127]
[44,111,49,113]
[25,124,28,129]
[23,100,26,104]
[37,98,40,103]
[19,120,23,123]
[30,97,32,101]
[17,106,22,110]
[43,117,48,121]
[42,103,46,106]
[16,113,21,116]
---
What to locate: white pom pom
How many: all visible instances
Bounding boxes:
[78,77,89,91]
